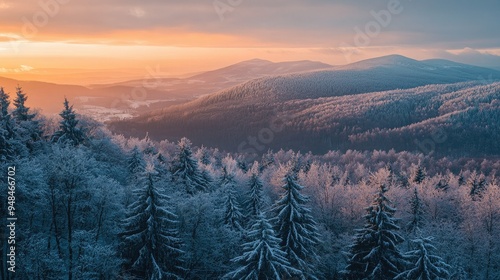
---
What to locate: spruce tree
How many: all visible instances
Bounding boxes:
[395,237,451,280]
[52,98,86,146]
[244,164,264,220]
[468,171,486,200]
[122,167,185,280]
[12,86,35,122]
[0,87,10,119]
[171,138,207,194]
[223,212,300,280]
[458,171,465,186]
[12,86,43,147]
[200,168,213,191]
[259,150,275,172]
[236,156,248,172]
[343,173,405,280]
[0,88,14,160]
[412,163,426,184]
[196,145,211,165]
[221,167,244,230]
[273,173,320,279]
[128,146,146,175]
[407,187,425,235]
[224,187,244,231]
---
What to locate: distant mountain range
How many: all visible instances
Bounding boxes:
[0,59,332,120]
[110,55,500,156]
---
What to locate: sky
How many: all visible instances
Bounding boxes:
[1,0,500,84]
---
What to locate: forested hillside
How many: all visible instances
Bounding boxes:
[111,80,500,156]
[110,56,500,156]
[2,86,499,279]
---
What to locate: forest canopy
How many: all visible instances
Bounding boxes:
[1,87,499,279]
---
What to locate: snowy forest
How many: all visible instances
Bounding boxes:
[1,86,500,280]
[113,79,500,156]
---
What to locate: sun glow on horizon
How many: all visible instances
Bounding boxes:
[0,1,498,84]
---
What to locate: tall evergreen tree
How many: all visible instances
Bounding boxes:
[244,164,264,220]
[0,87,10,119]
[224,187,244,231]
[12,86,35,122]
[223,212,300,280]
[12,86,43,147]
[412,163,426,184]
[0,88,14,160]
[122,167,185,280]
[171,138,208,194]
[457,170,465,186]
[468,171,486,200]
[221,167,244,230]
[273,173,320,279]
[128,146,146,175]
[200,168,213,191]
[195,145,211,165]
[259,150,275,172]
[236,155,249,173]
[407,187,425,235]
[52,98,86,146]
[395,237,451,280]
[343,171,405,280]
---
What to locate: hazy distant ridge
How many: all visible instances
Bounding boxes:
[110,55,500,155]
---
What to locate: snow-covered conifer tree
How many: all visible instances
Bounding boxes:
[12,86,35,122]
[407,187,425,235]
[343,169,405,280]
[223,212,300,280]
[468,171,486,200]
[0,87,11,122]
[273,172,320,279]
[122,166,185,279]
[221,166,244,230]
[236,155,249,172]
[412,163,426,184]
[244,163,264,220]
[128,146,146,175]
[0,87,14,160]
[260,150,275,172]
[171,138,207,194]
[12,86,43,150]
[52,98,86,146]
[224,188,244,231]
[395,237,451,280]
[195,145,211,165]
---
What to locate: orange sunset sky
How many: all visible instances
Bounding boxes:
[1,0,499,85]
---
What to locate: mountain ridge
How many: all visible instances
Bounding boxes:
[140,55,500,114]
[0,59,334,118]
[109,55,500,156]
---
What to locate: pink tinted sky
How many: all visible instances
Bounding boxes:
[0,0,499,84]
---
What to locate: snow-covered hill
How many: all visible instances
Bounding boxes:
[0,59,333,120]
[110,55,500,155]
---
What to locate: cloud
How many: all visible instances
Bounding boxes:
[0,0,498,49]
[0,65,34,73]
[0,33,22,42]
[129,6,145,18]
